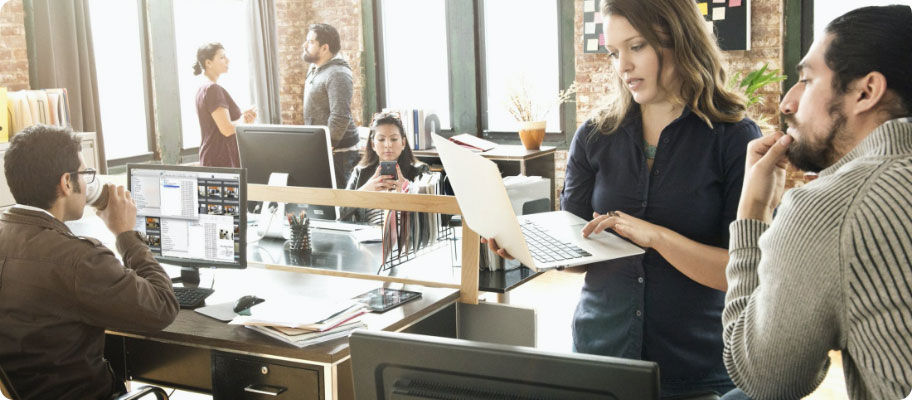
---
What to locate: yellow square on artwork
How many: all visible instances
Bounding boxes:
[698,2,708,15]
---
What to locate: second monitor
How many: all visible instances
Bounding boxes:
[237,124,338,220]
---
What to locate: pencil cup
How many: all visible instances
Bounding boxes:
[283,219,312,253]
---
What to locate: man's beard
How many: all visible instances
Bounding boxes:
[302,51,318,64]
[785,98,848,173]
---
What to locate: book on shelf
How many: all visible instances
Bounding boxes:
[380,107,433,150]
[5,88,71,138]
[1,87,8,143]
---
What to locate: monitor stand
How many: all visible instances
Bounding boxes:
[170,267,201,287]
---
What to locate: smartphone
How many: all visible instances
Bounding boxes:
[379,161,398,180]
[352,288,422,312]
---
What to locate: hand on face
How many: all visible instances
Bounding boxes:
[582,211,662,248]
[737,132,792,222]
[96,184,138,236]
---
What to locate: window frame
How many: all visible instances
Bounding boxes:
[366,0,576,148]
[95,0,278,169]
[782,0,814,99]
[88,0,157,168]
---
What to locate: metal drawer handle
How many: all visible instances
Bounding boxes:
[243,384,287,396]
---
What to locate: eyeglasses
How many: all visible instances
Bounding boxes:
[71,168,97,184]
[371,111,402,126]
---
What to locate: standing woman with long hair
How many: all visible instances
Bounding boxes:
[486,0,761,396]
[194,42,256,167]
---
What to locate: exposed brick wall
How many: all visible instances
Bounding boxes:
[274,0,364,127]
[0,0,29,91]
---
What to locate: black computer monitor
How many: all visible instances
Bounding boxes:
[127,164,247,285]
[236,124,338,220]
[350,330,660,400]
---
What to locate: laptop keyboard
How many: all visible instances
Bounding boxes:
[520,221,591,264]
[173,286,215,309]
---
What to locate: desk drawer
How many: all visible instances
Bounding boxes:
[212,353,321,399]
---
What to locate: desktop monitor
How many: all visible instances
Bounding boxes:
[127,164,247,284]
[350,330,660,400]
[236,124,338,220]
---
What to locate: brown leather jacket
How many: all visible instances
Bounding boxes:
[0,207,179,400]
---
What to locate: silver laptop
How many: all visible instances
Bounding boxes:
[433,134,644,271]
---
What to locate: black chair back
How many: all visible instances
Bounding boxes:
[0,363,21,400]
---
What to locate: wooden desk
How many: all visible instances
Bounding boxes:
[105,267,459,400]
[413,145,557,210]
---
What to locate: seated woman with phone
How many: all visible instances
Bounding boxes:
[339,112,429,224]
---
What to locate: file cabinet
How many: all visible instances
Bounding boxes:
[212,353,322,399]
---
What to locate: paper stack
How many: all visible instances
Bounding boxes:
[230,297,368,348]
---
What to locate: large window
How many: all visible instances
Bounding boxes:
[89,0,151,161]
[173,0,256,150]
[482,0,560,133]
[373,0,573,142]
[815,0,911,36]
[88,0,267,167]
[380,0,451,130]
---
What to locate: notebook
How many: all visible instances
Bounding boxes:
[432,134,644,271]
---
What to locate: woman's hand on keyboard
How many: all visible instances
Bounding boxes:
[481,237,514,260]
[582,211,664,248]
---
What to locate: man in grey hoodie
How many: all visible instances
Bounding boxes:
[302,23,360,190]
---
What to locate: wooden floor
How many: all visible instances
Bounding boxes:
[502,269,850,399]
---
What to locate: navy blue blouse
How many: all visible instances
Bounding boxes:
[561,107,760,393]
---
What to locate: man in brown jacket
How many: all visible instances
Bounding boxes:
[0,125,179,399]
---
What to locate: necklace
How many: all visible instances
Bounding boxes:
[643,139,657,160]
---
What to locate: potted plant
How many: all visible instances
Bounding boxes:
[505,80,579,150]
[727,62,787,133]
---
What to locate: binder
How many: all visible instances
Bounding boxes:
[0,87,8,143]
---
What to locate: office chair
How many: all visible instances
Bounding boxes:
[0,363,169,400]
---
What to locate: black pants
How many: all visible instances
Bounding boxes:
[333,150,361,190]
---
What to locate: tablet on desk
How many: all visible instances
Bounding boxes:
[352,288,422,313]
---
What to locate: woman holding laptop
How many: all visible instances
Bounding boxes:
[486,0,760,396]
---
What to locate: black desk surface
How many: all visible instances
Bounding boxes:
[107,266,459,363]
[66,211,541,294]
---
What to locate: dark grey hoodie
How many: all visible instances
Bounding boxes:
[302,55,359,149]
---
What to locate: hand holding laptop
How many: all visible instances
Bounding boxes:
[482,209,658,261]
[481,237,514,260]
[432,133,643,271]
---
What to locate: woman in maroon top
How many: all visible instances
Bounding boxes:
[194,42,256,167]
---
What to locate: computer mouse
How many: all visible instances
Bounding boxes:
[233,295,265,313]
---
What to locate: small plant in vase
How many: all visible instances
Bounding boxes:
[506,80,579,150]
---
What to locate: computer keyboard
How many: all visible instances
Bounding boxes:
[520,221,592,264]
[308,219,368,232]
[172,286,215,309]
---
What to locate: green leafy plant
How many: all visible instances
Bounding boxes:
[728,63,787,133]
[728,63,787,108]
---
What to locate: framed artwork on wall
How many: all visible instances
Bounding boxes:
[582,0,750,53]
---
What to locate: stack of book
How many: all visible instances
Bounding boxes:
[2,88,72,141]
[229,297,368,348]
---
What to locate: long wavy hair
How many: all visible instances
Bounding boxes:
[358,113,422,180]
[593,0,746,136]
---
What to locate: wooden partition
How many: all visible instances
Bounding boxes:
[247,184,480,304]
